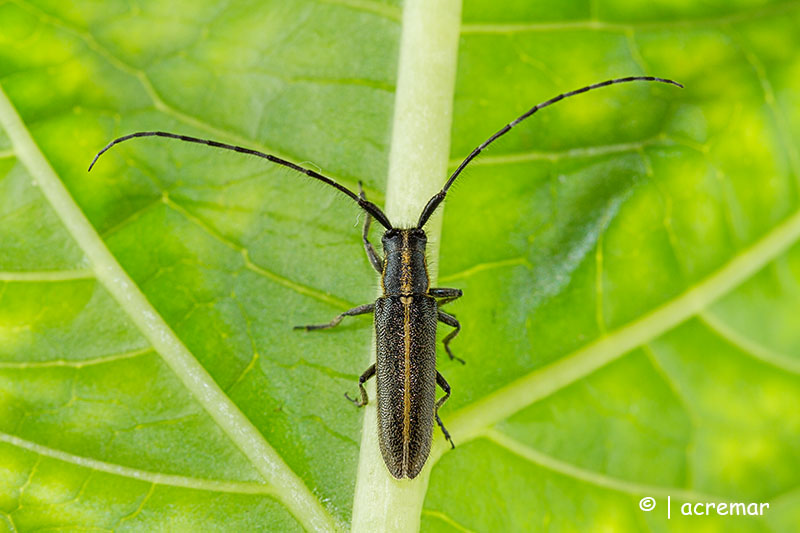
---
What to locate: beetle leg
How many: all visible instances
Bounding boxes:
[429,287,462,307]
[345,364,375,407]
[358,181,383,273]
[437,310,465,365]
[294,303,374,331]
[435,372,455,449]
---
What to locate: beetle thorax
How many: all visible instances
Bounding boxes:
[381,229,429,295]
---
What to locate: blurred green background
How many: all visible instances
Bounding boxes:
[1,0,799,531]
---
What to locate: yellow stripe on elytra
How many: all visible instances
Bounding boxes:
[401,295,412,474]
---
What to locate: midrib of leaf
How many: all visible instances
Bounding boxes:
[0,85,337,532]
[350,0,462,532]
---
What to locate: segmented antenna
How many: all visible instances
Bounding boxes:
[88,131,394,230]
[416,76,683,228]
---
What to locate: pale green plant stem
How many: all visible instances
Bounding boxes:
[350,0,462,532]
[0,85,338,533]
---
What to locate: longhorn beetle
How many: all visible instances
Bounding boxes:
[89,75,682,479]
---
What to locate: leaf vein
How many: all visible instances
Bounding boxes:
[0,270,94,282]
[641,344,699,490]
[433,205,800,464]
[484,429,723,502]
[728,28,800,186]
[0,347,152,369]
[317,0,402,21]
[421,510,476,533]
[0,81,337,532]
[448,136,668,167]
[439,257,531,283]
[698,311,800,374]
[165,195,355,309]
[0,513,16,533]
[12,0,364,194]
[460,1,800,34]
[99,195,165,239]
[0,431,278,497]
[114,483,155,529]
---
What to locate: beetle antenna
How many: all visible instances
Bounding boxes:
[88,131,394,230]
[416,76,683,228]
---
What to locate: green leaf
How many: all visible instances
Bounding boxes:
[1,0,799,531]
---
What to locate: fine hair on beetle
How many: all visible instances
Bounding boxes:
[90,75,683,479]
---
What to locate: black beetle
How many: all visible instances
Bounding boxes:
[90,75,682,479]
